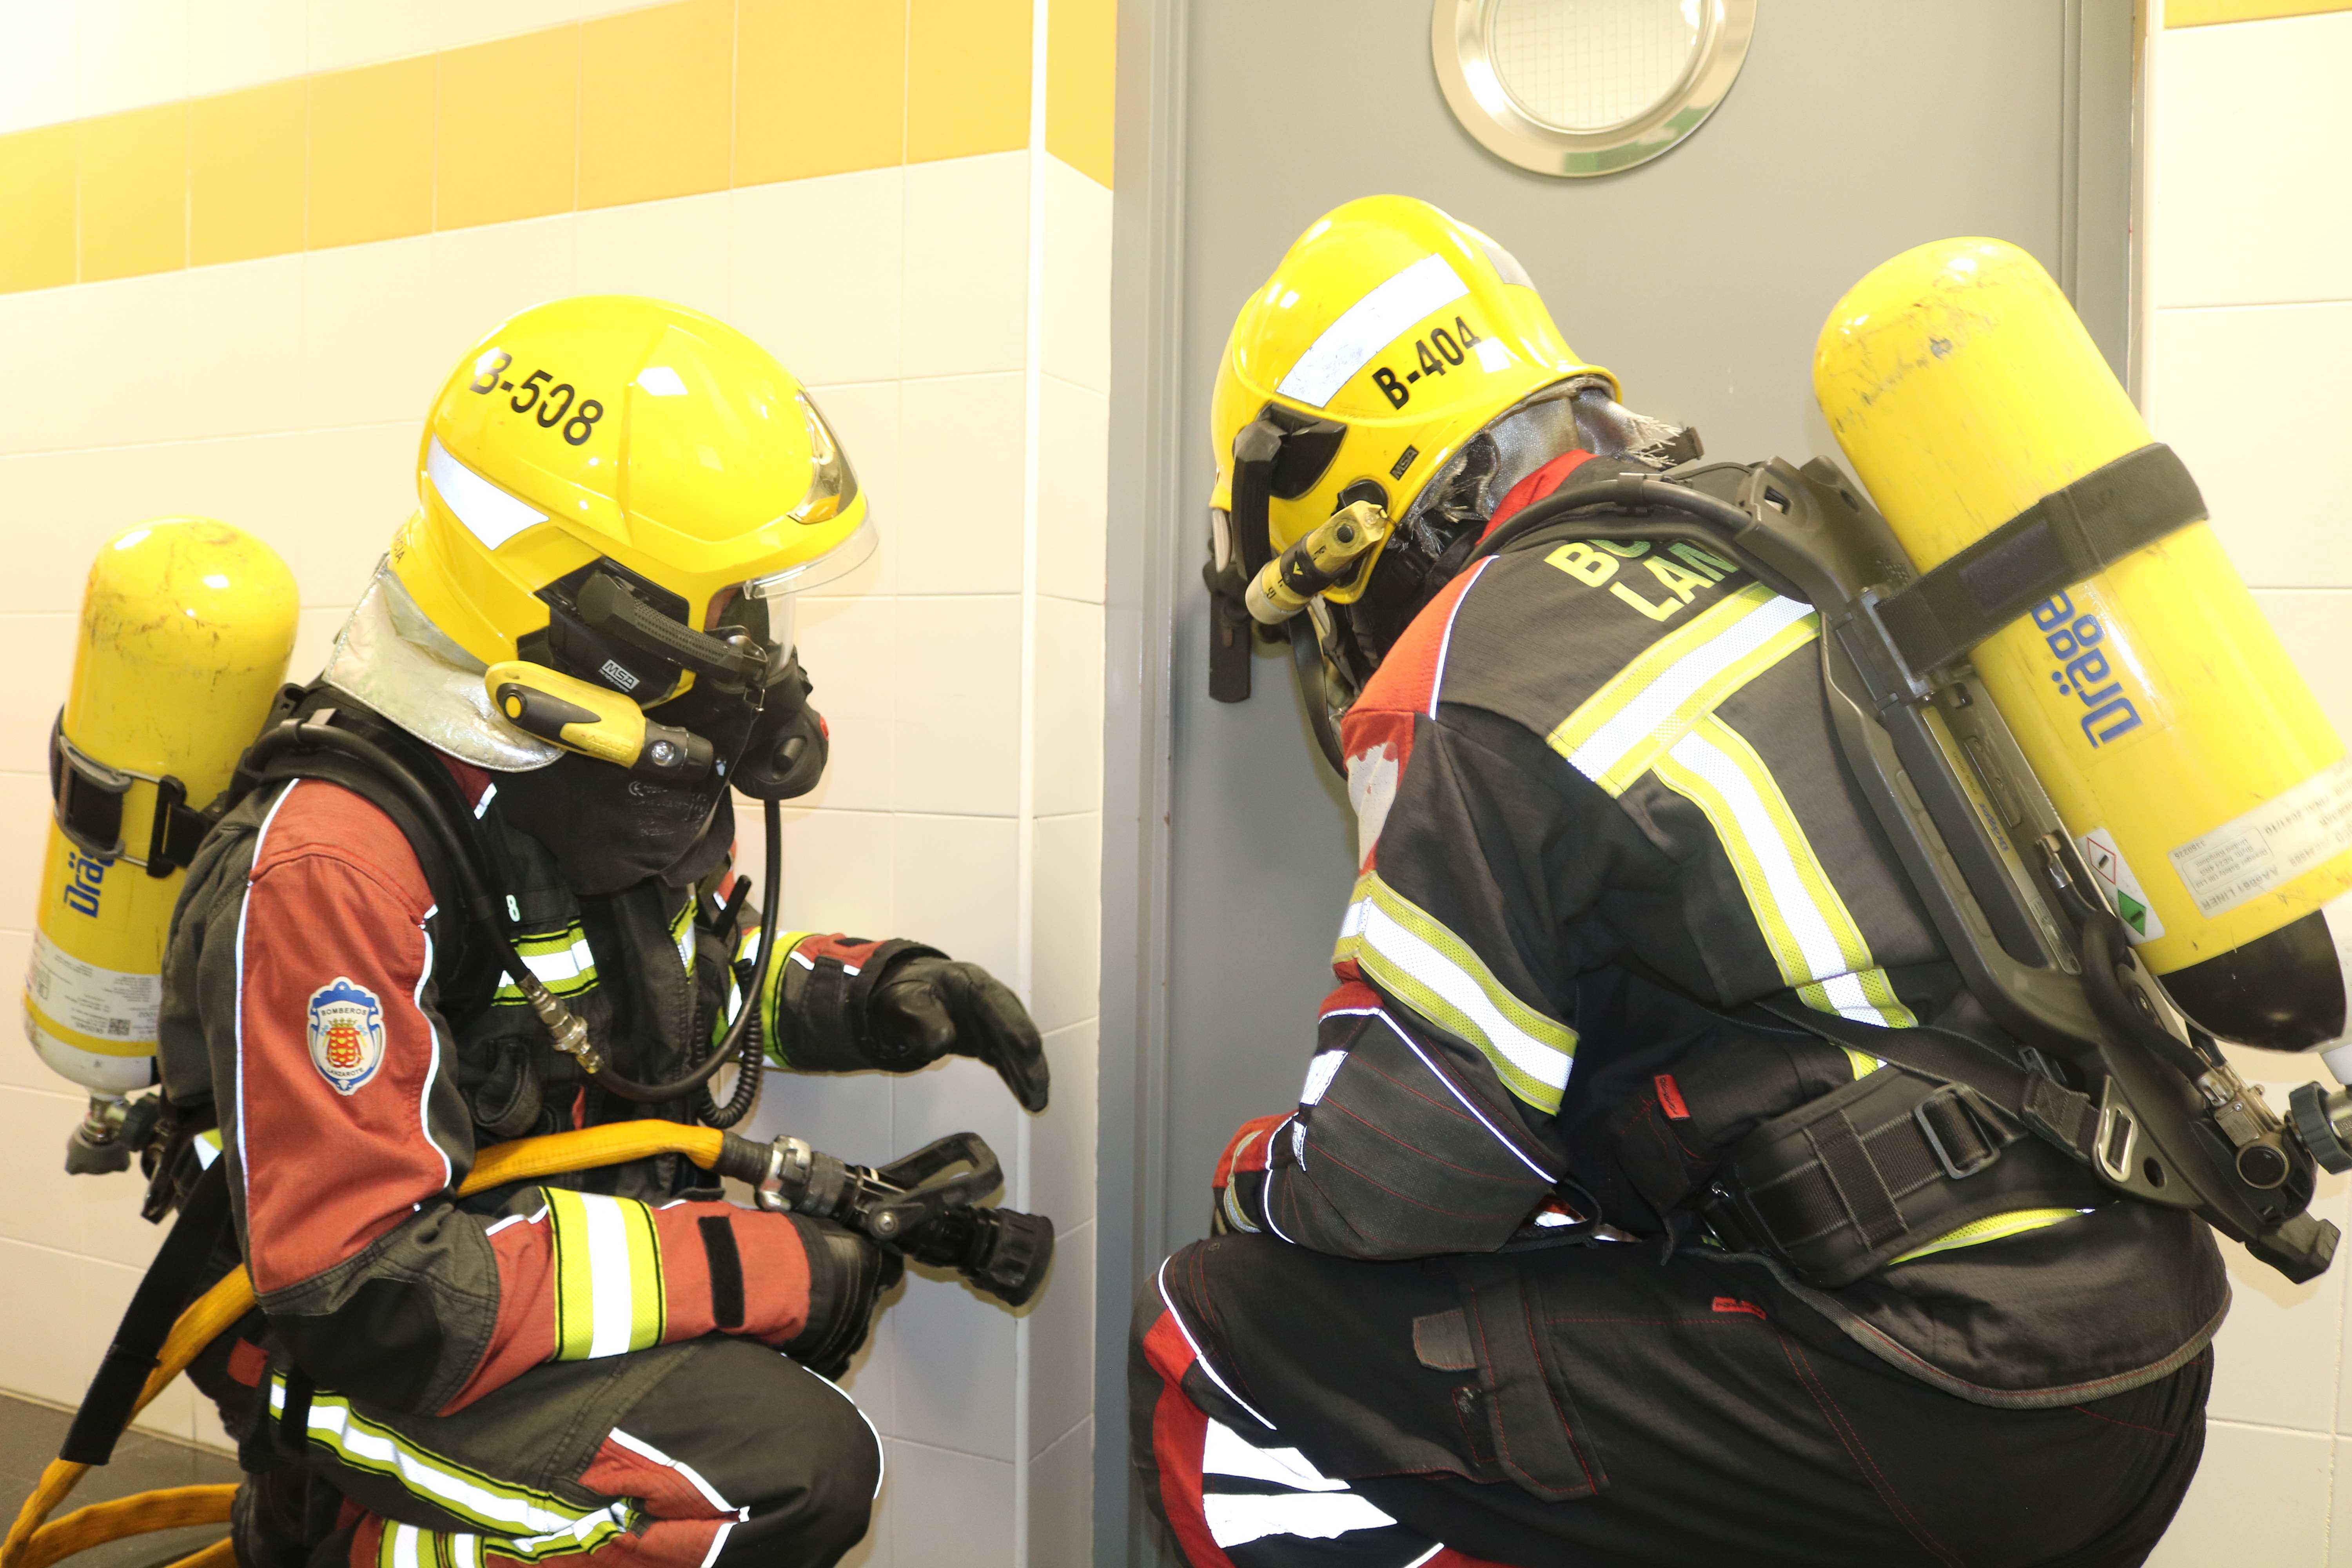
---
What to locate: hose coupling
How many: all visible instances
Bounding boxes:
[750,1134,814,1212]
[524,980,602,1075]
[742,1134,856,1220]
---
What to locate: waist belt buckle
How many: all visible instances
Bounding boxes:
[1699,1180,1766,1255]
[1914,1085,1999,1181]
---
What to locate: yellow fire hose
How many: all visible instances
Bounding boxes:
[3,1123,727,1568]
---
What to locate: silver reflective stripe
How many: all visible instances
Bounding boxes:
[269,1376,610,1540]
[1299,1051,1348,1106]
[1276,255,1470,407]
[1335,875,1577,1113]
[1199,1414,1405,1548]
[425,436,547,550]
[1156,1259,1276,1430]
[1204,1490,1403,1548]
[521,938,595,985]
[1202,1420,1348,1492]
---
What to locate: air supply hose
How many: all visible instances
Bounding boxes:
[2,1122,731,1568]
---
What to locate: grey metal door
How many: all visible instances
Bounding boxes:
[1097,3,2134,1560]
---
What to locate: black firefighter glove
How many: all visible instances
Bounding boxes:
[775,936,1051,1112]
[786,1216,903,1379]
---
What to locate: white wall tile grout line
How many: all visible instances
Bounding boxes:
[1011,5,1054,1559]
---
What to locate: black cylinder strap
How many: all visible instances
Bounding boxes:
[1869,443,2205,678]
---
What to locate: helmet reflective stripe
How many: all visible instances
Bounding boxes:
[425,436,545,551]
[1276,254,1470,408]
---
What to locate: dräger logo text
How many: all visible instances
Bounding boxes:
[2032,592,2142,749]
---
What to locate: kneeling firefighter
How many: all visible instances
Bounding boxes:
[25,298,1053,1568]
[1137,198,2352,1567]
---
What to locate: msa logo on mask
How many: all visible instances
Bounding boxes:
[307,978,387,1096]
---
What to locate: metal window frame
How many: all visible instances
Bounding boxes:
[1430,0,1760,178]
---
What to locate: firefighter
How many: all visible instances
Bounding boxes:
[1134,198,2223,1567]
[160,297,1047,1568]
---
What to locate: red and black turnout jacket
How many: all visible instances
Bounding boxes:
[1211,450,2228,1405]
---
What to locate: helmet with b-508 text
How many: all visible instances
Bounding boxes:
[386,294,867,796]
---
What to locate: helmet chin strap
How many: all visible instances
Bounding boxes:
[1289,615,1350,777]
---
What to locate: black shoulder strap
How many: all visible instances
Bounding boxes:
[1749,999,2102,1165]
[243,695,497,1000]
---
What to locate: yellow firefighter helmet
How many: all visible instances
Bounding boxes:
[390,294,870,702]
[1207,194,1615,601]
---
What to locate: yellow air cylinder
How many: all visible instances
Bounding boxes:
[25,520,298,1094]
[1816,238,2352,1049]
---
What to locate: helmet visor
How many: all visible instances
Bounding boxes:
[742,514,878,601]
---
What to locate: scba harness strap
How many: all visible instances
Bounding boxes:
[1700,1003,2111,1288]
[1479,488,2115,1289]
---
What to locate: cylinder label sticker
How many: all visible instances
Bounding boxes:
[2168,757,2352,918]
[2078,829,2165,943]
[25,931,159,1045]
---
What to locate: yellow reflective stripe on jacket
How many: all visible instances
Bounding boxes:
[376,1516,633,1568]
[376,1524,489,1568]
[1894,1206,2083,1265]
[492,924,596,1003]
[1549,583,1820,798]
[546,1188,666,1360]
[670,899,695,976]
[1334,871,1577,1114]
[269,1373,628,1552]
[1651,717,1917,1033]
[758,929,815,1065]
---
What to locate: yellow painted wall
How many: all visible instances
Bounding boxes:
[0,0,1116,297]
[2168,0,2352,25]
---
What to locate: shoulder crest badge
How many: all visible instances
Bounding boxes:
[307,978,386,1096]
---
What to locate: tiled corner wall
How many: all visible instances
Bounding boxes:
[2141,3,2352,1562]
[0,4,1110,1565]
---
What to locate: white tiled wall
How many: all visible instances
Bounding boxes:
[2141,5,2352,1561]
[0,31,1107,1568]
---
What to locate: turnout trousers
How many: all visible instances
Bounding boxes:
[198,1335,882,1568]
[1133,1235,2210,1568]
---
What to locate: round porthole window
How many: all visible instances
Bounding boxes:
[1432,0,1757,177]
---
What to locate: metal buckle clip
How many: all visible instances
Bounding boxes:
[1914,1087,2000,1181]
[1699,1181,1766,1254]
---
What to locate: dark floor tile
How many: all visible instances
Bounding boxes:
[0,1396,240,1568]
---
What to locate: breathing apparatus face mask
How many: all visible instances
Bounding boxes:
[488,522,875,804]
